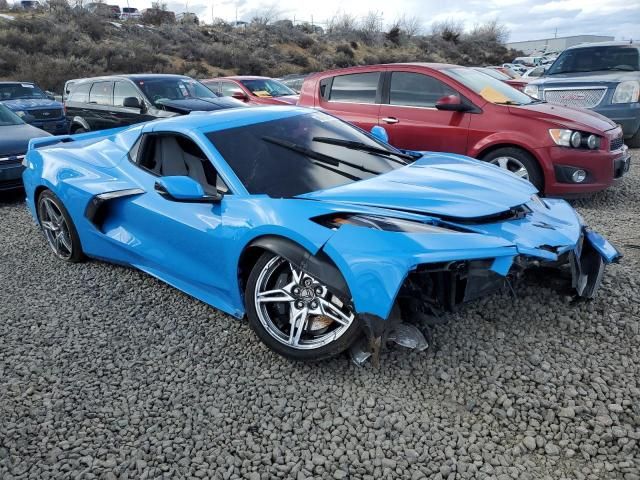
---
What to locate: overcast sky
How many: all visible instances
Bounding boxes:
[118,0,638,42]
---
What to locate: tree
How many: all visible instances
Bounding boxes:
[248,3,282,26]
[431,19,464,44]
[0,0,9,10]
[469,19,509,43]
[397,14,422,38]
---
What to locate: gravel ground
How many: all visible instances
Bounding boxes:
[1,151,639,480]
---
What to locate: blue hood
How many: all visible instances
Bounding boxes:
[0,123,51,156]
[300,153,537,219]
[1,98,63,111]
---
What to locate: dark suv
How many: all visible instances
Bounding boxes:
[526,42,640,147]
[64,74,243,133]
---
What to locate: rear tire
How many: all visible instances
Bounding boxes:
[481,147,544,192]
[72,126,87,134]
[37,190,84,263]
[245,252,360,361]
[627,128,640,148]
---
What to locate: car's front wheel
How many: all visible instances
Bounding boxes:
[246,252,360,361]
[37,190,84,262]
[482,147,544,192]
[627,128,640,148]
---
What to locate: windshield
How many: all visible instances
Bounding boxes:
[444,67,535,105]
[206,112,403,197]
[239,78,296,97]
[135,78,218,108]
[0,83,47,100]
[0,104,24,126]
[477,68,510,80]
[547,46,640,74]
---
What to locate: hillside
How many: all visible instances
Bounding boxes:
[0,8,521,92]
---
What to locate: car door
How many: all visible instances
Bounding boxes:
[111,80,149,126]
[87,81,115,131]
[378,70,470,153]
[65,82,92,129]
[317,71,381,133]
[107,131,231,297]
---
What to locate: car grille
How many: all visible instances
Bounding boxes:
[31,108,64,120]
[610,136,624,151]
[543,88,606,109]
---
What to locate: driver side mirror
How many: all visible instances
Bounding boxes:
[154,176,223,203]
[231,91,249,102]
[123,97,143,110]
[435,95,473,112]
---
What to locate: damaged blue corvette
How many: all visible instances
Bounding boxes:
[23,106,620,362]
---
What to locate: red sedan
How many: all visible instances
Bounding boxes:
[202,76,299,106]
[298,63,630,196]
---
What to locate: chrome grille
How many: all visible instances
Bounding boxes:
[31,108,64,120]
[610,136,624,151]
[543,88,606,109]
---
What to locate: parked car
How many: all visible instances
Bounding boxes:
[85,2,112,16]
[64,74,244,133]
[0,82,69,134]
[522,66,547,79]
[298,64,631,196]
[203,76,299,105]
[502,63,527,75]
[525,42,640,147]
[277,74,313,94]
[20,0,41,9]
[108,5,121,18]
[22,106,620,362]
[120,7,141,20]
[176,12,198,24]
[474,67,530,92]
[0,104,49,191]
[514,56,543,67]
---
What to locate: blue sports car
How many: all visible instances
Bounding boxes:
[23,106,620,362]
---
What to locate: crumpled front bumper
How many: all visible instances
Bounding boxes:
[570,229,621,298]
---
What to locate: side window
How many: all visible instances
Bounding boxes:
[389,72,456,108]
[89,81,114,106]
[68,82,91,103]
[328,72,380,103]
[114,81,141,107]
[220,81,242,97]
[136,134,228,194]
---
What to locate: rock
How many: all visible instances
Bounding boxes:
[523,437,537,451]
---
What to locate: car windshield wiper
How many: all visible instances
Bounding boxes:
[494,100,523,105]
[262,136,382,175]
[312,136,414,164]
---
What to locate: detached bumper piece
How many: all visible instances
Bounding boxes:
[352,227,620,366]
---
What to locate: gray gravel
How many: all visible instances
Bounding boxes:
[1,151,639,480]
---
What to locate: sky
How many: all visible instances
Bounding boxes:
[115,0,639,43]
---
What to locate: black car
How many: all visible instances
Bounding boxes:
[525,42,640,147]
[0,104,50,191]
[64,74,244,134]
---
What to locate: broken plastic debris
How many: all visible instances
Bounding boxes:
[388,323,429,351]
[349,336,372,367]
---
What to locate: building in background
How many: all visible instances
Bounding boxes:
[507,35,615,54]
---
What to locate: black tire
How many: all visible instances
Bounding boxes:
[37,190,84,263]
[245,251,361,362]
[72,126,87,134]
[627,128,640,148]
[481,147,544,192]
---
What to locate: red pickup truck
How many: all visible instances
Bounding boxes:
[298,63,630,196]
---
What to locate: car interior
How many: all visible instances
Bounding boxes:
[137,134,227,195]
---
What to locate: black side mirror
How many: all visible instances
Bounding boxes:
[123,97,142,109]
[435,95,474,112]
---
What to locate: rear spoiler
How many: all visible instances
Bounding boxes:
[28,126,129,152]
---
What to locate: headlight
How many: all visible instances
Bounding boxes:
[524,84,540,99]
[612,80,640,104]
[314,214,463,234]
[549,129,600,150]
[14,110,26,118]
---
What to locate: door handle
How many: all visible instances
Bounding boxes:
[382,117,399,124]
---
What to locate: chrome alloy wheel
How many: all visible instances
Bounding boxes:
[254,256,355,350]
[38,197,73,260]
[489,156,530,180]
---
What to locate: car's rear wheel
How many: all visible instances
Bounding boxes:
[482,147,544,192]
[72,126,87,134]
[37,190,84,263]
[246,252,360,361]
[627,128,640,148]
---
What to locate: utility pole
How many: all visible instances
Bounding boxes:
[554,27,557,38]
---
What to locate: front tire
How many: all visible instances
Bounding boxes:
[245,252,360,361]
[627,128,640,148]
[37,190,84,263]
[482,147,544,192]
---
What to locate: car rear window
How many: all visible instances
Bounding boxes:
[329,72,380,103]
[67,82,91,103]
